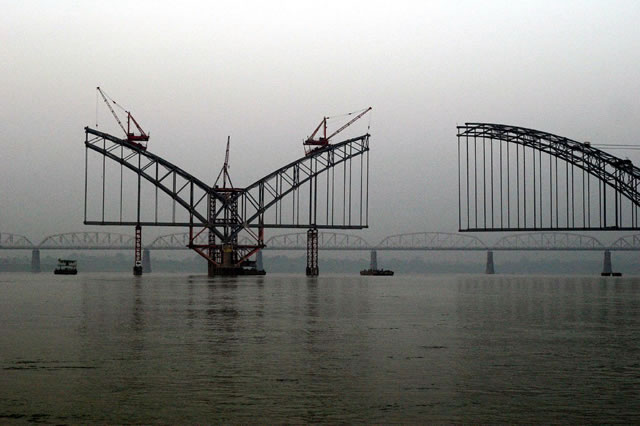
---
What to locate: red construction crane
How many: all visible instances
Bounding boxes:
[96,87,149,150]
[214,136,234,189]
[303,107,372,155]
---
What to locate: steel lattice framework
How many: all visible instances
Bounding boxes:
[84,127,369,271]
[38,232,135,250]
[376,232,487,250]
[0,233,34,249]
[85,127,369,232]
[458,123,640,232]
[493,232,605,251]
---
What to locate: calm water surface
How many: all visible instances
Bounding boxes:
[1,272,639,423]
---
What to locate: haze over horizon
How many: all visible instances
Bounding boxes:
[2,1,640,244]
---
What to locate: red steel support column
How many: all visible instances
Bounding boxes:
[133,225,142,275]
[306,228,319,276]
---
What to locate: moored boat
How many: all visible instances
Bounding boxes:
[360,250,393,276]
[54,259,77,275]
[360,268,394,276]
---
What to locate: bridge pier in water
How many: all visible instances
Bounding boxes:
[485,250,495,274]
[306,228,319,276]
[142,248,151,273]
[133,225,143,276]
[31,249,41,273]
[255,250,264,272]
[602,250,612,275]
[601,250,621,276]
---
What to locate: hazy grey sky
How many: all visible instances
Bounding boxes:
[2,0,640,243]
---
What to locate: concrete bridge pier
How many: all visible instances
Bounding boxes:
[31,249,41,273]
[601,250,621,276]
[370,250,378,270]
[142,249,152,273]
[602,250,612,275]
[485,250,495,274]
[255,250,264,272]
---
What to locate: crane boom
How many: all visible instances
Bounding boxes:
[97,87,127,136]
[96,87,149,149]
[214,136,234,189]
[303,107,372,155]
[327,107,372,140]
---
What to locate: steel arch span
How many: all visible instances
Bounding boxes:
[493,232,605,251]
[610,233,640,251]
[376,232,487,250]
[458,123,640,232]
[85,127,369,232]
[265,232,371,250]
[38,232,135,250]
[0,233,34,249]
[85,127,369,269]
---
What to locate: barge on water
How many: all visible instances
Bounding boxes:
[360,268,394,276]
[360,250,394,276]
[54,259,77,275]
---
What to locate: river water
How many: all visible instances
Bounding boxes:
[1,272,639,423]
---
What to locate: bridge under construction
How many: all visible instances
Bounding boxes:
[85,89,371,276]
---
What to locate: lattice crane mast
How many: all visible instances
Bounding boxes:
[303,107,372,155]
[96,87,149,150]
[214,136,234,189]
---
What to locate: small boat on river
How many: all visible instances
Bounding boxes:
[360,250,394,276]
[360,268,394,276]
[54,259,77,275]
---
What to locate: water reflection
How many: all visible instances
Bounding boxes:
[2,273,638,423]
[451,275,640,422]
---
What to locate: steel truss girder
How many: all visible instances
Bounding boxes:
[229,134,370,240]
[38,232,135,249]
[265,231,371,250]
[610,233,640,250]
[493,232,604,250]
[85,128,369,244]
[0,233,34,249]
[458,123,640,208]
[376,231,487,250]
[85,128,226,240]
[40,229,640,251]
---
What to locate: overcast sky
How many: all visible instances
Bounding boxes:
[2,0,640,244]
